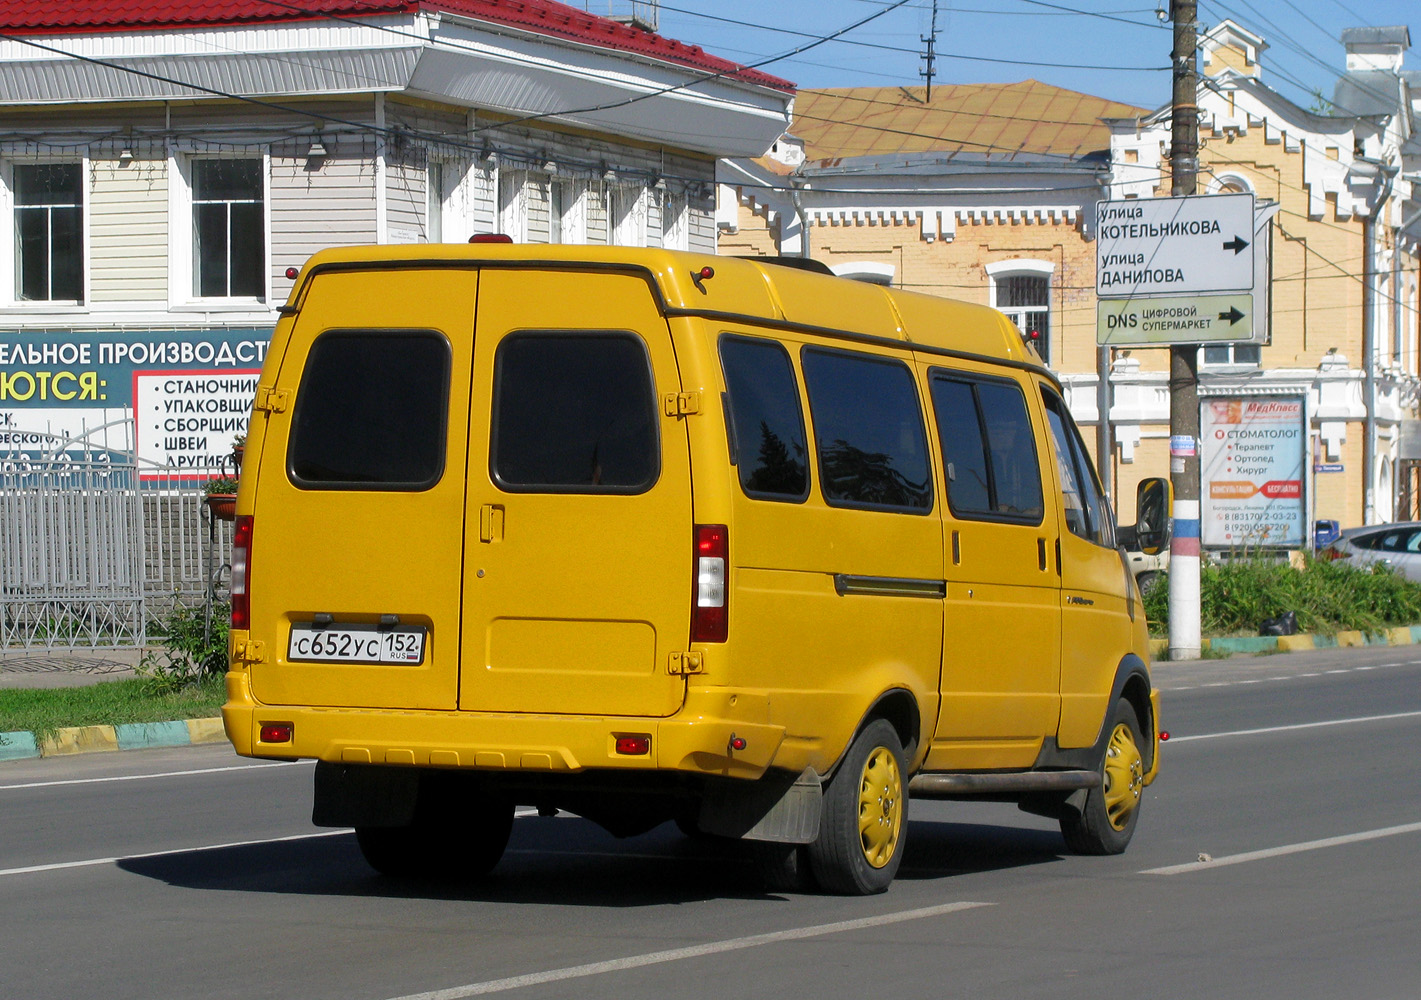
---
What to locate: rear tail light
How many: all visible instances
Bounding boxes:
[260,722,293,744]
[691,524,728,643]
[231,515,253,630]
[1320,548,1349,561]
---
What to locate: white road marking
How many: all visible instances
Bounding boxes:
[1165,710,1421,743]
[383,902,993,1000]
[1141,822,1421,876]
[0,829,348,879]
[0,760,309,792]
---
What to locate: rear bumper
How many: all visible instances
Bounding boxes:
[222,670,785,780]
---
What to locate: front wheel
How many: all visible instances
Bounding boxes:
[807,719,908,895]
[1060,698,1146,855]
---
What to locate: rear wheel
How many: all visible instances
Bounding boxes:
[807,719,908,895]
[356,793,514,881]
[1060,698,1145,855]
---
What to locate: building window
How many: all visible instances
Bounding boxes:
[191,158,263,298]
[662,188,688,250]
[987,260,1054,362]
[1201,343,1261,367]
[498,169,529,243]
[610,184,647,246]
[13,162,83,302]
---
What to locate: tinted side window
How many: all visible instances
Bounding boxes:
[930,375,1043,522]
[492,332,658,493]
[1043,389,1114,547]
[801,348,932,513]
[288,330,449,490]
[720,335,809,501]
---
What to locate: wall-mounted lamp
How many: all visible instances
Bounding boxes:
[117,147,133,165]
[602,164,618,182]
[307,139,328,158]
[542,159,559,175]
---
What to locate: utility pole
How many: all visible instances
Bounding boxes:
[920,0,939,101]
[1167,0,1202,660]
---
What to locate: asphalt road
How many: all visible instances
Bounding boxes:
[3,646,1419,1000]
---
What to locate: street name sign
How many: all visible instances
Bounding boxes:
[1095,192,1256,297]
[1097,293,1255,346]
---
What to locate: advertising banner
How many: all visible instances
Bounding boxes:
[1201,398,1306,548]
[0,327,270,476]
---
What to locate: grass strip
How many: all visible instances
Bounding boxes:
[0,674,224,746]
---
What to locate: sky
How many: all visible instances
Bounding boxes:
[634,1,1420,113]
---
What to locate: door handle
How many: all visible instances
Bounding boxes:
[479,503,505,542]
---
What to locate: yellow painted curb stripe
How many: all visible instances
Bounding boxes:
[186,718,226,744]
[40,725,119,756]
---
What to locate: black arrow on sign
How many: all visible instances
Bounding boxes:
[1223,235,1249,254]
[1218,306,1245,324]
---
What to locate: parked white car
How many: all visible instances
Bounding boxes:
[1320,522,1421,583]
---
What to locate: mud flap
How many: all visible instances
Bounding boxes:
[698,768,822,843]
[312,762,419,828]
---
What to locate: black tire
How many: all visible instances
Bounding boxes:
[356,793,514,881]
[751,841,817,894]
[1136,571,1161,596]
[1060,698,1146,855]
[807,719,908,895]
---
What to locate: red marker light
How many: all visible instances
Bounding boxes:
[285,266,300,279]
[469,233,514,243]
[728,735,747,752]
[260,722,293,743]
[1159,731,1171,742]
[698,265,715,280]
[615,735,651,755]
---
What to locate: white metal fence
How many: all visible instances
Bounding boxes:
[1,428,231,650]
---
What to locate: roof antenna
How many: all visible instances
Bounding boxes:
[919,0,940,101]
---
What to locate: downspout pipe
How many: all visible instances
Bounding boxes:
[1360,157,1399,524]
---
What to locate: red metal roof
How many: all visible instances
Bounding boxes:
[0,0,794,92]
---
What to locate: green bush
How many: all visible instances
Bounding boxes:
[1143,554,1421,637]
[139,599,230,693]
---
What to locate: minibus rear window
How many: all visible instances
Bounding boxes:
[801,348,932,513]
[491,332,658,493]
[287,330,450,490]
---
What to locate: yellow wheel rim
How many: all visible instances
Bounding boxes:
[858,746,903,869]
[1102,721,1145,831]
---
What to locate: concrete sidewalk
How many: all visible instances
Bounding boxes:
[0,648,225,762]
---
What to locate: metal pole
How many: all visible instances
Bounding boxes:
[1167,0,1202,660]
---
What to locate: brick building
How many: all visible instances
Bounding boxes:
[719,21,1419,537]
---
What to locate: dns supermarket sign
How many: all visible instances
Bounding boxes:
[1201,398,1306,548]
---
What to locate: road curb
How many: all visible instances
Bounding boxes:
[1149,624,1421,660]
[0,717,226,761]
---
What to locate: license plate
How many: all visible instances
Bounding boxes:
[288,624,426,665]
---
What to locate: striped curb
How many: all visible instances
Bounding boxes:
[0,717,226,762]
[1149,624,1421,660]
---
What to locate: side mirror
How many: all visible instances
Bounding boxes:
[1134,478,1172,555]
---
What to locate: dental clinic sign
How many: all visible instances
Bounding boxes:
[0,327,269,476]
[1201,398,1306,548]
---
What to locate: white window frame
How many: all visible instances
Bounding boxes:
[986,259,1054,363]
[1200,341,1262,368]
[549,177,588,244]
[169,149,270,308]
[1,154,90,311]
[428,155,479,244]
[609,183,647,247]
